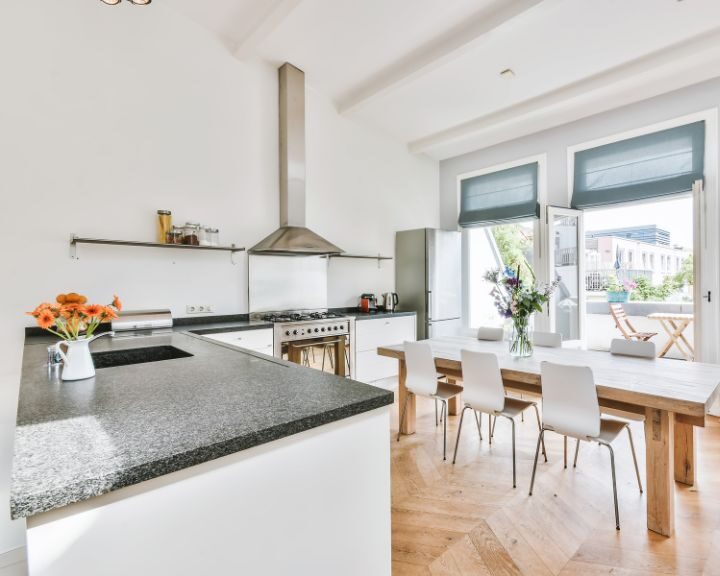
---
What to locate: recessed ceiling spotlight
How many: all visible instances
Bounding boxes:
[101,0,152,4]
[500,68,515,79]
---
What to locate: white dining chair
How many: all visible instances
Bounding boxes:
[531,331,562,348]
[529,361,643,530]
[398,341,464,460]
[453,350,546,488]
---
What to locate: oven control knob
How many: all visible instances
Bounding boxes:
[320,327,325,332]
[293,330,298,335]
[314,328,319,333]
[285,330,290,336]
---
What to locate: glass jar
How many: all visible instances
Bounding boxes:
[157,210,172,244]
[166,226,183,245]
[182,222,200,246]
[205,228,219,246]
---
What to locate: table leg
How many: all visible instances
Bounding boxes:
[334,340,346,377]
[657,319,675,358]
[447,378,462,415]
[644,408,675,536]
[673,320,694,360]
[674,420,696,486]
[398,359,415,435]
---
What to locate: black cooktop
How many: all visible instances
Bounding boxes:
[261,311,346,323]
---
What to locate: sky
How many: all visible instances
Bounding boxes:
[583,196,693,249]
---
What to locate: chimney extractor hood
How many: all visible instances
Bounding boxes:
[249,63,344,256]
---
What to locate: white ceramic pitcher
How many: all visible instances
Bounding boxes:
[54,333,113,381]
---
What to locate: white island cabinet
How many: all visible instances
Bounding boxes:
[355,315,416,383]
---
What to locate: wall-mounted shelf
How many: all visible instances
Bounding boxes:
[70,235,246,264]
[326,253,393,268]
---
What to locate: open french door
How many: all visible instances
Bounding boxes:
[694,179,718,364]
[546,206,585,345]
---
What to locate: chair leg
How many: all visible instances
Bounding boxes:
[452,405,469,464]
[564,436,567,469]
[510,417,516,488]
[529,429,545,496]
[627,426,643,493]
[321,347,326,372]
[397,393,411,442]
[440,401,445,424]
[474,410,483,441]
[573,438,580,468]
[603,443,620,530]
[435,399,438,427]
[442,400,448,461]
[488,414,493,445]
[491,415,496,439]
[531,404,547,462]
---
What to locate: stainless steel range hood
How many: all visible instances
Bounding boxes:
[250,63,344,256]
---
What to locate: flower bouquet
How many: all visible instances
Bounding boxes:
[27,293,122,380]
[484,266,558,357]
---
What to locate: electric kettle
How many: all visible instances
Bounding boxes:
[382,292,399,312]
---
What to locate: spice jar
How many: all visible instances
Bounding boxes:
[166,226,183,245]
[157,210,172,244]
[181,222,200,246]
[206,228,219,246]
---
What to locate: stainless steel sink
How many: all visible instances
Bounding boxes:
[91,346,193,369]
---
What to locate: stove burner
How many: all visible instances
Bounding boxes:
[261,311,345,323]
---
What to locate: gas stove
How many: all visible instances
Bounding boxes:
[261,311,346,323]
[259,310,356,378]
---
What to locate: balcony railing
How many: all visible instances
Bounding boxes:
[585,268,653,291]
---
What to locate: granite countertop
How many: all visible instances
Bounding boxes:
[11,332,393,520]
[340,310,416,321]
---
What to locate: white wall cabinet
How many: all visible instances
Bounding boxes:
[355,316,416,383]
[204,329,274,355]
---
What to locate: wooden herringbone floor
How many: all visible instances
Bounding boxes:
[390,392,720,576]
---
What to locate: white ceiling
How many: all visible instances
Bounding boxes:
[172,0,720,160]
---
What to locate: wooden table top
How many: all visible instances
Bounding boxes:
[377,337,720,420]
[647,313,694,320]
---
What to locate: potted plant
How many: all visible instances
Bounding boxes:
[27,293,122,381]
[606,278,636,303]
[485,266,558,357]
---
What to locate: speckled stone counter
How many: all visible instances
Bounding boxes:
[11,332,393,520]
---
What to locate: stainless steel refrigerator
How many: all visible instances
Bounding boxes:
[395,229,462,340]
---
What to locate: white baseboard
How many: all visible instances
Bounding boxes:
[0,547,27,576]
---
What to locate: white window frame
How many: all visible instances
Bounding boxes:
[566,109,719,364]
[456,153,549,332]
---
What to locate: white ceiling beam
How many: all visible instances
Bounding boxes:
[233,0,304,60]
[336,0,545,114]
[408,25,720,159]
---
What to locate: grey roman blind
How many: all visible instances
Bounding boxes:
[572,121,705,209]
[458,162,539,227]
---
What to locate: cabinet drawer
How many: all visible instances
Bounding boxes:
[355,316,416,352]
[205,329,273,354]
[356,349,399,383]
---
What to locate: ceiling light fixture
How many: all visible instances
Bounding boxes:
[100,0,152,5]
[500,68,515,79]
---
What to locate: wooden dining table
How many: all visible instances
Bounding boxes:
[377,336,720,537]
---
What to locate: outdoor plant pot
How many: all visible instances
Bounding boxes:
[607,290,630,303]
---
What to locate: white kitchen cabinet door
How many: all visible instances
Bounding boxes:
[355,316,416,383]
[204,329,274,355]
[355,316,416,353]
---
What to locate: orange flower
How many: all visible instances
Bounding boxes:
[27,302,53,317]
[36,310,56,330]
[83,304,104,318]
[59,304,83,319]
[112,295,122,312]
[101,306,119,320]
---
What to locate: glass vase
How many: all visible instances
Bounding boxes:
[509,315,533,357]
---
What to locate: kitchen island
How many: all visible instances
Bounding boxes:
[12,331,393,576]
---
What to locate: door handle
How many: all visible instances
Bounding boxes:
[702,291,712,303]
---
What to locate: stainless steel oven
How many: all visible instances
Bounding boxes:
[260,312,355,378]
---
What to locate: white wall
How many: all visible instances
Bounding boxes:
[0,1,438,556]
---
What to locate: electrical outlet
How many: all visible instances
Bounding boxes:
[186,304,214,315]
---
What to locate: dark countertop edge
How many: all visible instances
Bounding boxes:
[24,311,416,339]
[10,391,393,520]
